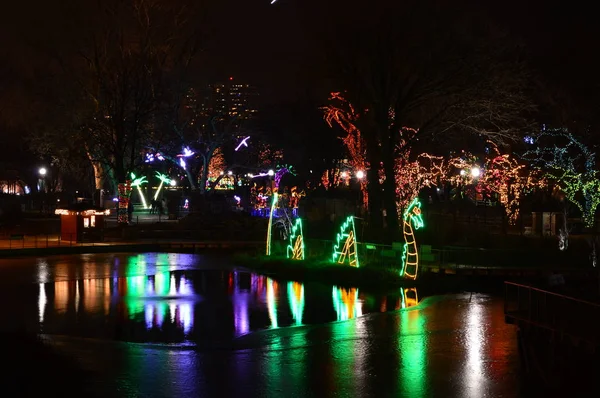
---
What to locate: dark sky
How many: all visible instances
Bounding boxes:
[1,0,599,128]
[1,0,599,103]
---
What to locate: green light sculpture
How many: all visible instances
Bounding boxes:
[331,216,359,267]
[400,198,424,280]
[154,172,171,201]
[130,173,149,209]
[286,218,305,260]
[266,193,278,256]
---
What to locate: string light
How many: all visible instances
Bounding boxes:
[331,215,359,267]
[266,193,278,255]
[235,136,250,151]
[130,173,149,209]
[286,218,305,260]
[400,198,424,280]
[523,128,600,227]
[154,172,171,200]
[322,92,368,207]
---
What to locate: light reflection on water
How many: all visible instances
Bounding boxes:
[0,253,523,397]
[32,253,422,344]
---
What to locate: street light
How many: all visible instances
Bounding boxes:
[169,179,177,187]
[267,169,274,176]
[471,167,481,178]
[356,170,365,179]
[39,167,47,176]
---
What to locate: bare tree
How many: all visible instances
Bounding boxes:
[60,0,203,193]
[320,0,534,241]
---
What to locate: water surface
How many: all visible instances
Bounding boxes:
[0,253,522,397]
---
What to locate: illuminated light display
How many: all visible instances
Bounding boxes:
[449,142,542,224]
[131,173,149,209]
[401,198,424,280]
[267,278,278,328]
[274,165,296,188]
[154,172,172,201]
[332,286,362,321]
[287,281,305,325]
[177,146,195,158]
[266,193,279,255]
[523,128,600,227]
[235,136,250,151]
[117,180,132,224]
[331,216,359,267]
[322,92,368,207]
[286,218,304,260]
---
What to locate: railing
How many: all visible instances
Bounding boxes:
[0,234,265,251]
[0,234,110,249]
[504,281,600,345]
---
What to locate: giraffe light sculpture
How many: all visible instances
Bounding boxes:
[401,198,424,280]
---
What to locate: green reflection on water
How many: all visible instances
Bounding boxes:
[399,289,427,397]
[154,272,170,296]
[287,281,304,326]
[332,287,360,321]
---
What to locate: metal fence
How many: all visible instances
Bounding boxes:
[504,281,600,345]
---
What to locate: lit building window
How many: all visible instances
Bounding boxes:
[83,218,90,228]
[90,215,96,227]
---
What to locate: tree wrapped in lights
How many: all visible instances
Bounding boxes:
[322,92,368,206]
[446,143,541,224]
[117,180,132,225]
[523,128,600,227]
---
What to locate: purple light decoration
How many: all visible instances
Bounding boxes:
[235,136,250,151]
[179,158,186,170]
[178,146,195,158]
[145,153,164,162]
[275,168,289,188]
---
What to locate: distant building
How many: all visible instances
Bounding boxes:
[197,78,259,120]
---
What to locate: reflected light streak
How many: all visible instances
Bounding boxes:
[36,259,49,283]
[169,274,177,296]
[75,281,80,314]
[465,301,484,396]
[38,283,46,323]
[399,308,427,396]
[233,290,250,335]
[332,287,361,321]
[144,301,193,334]
[266,278,278,328]
[54,281,69,312]
[287,282,305,326]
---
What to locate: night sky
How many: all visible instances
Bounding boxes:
[0,0,599,162]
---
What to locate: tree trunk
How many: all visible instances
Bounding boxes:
[382,152,400,242]
[199,156,210,194]
[364,132,384,241]
[185,168,197,190]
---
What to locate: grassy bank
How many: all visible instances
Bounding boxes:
[233,254,500,293]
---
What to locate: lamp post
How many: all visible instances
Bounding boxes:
[38,167,47,193]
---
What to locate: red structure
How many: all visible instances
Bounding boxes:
[55,204,110,242]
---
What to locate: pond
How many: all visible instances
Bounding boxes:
[0,253,523,397]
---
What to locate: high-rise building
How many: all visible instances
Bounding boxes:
[199,78,259,120]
